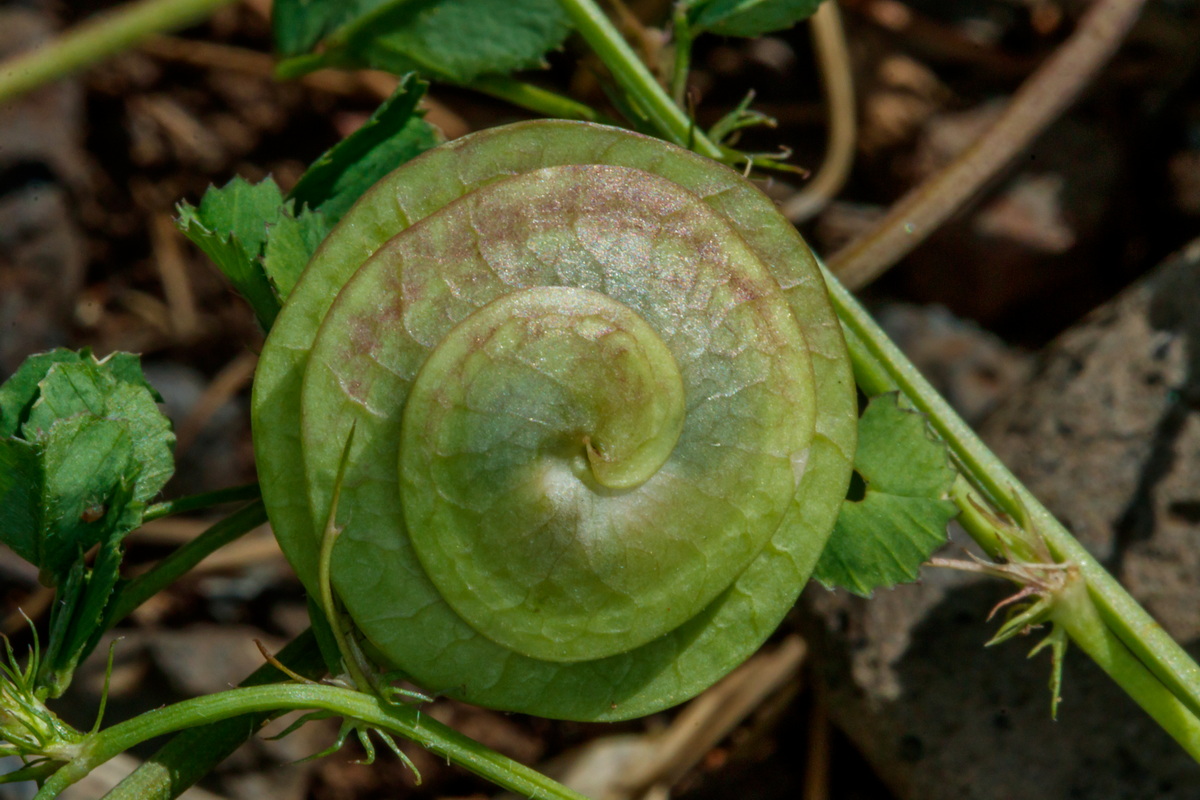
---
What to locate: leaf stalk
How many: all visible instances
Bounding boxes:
[555,0,723,159]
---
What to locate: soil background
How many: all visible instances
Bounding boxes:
[2,1,1200,798]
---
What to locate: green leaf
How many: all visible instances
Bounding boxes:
[0,436,44,566]
[685,0,824,37]
[273,0,370,58]
[176,176,290,329]
[0,349,173,584]
[25,361,174,504]
[814,393,958,596]
[54,479,141,695]
[101,352,164,402]
[34,416,140,580]
[0,349,85,437]
[277,0,572,85]
[37,472,141,698]
[289,75,442,224]
[175,85,440,323]
[262,206,333,301]
[0,349,167,695]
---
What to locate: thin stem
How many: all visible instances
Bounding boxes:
[556,0,724,159]
[824,266,1200,729]
[143,483,260,521]
[1051,577,1200,760]
[782,1,857,223]
[0,0,237,106]
[317,449,373,694]
[469,74,606,123]
[103,631,327,800]
[105,501,267,625]
[39,684,589,800]
[827,0,1148,289]
[669,5,693,106]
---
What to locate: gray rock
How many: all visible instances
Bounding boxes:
[804,241,1200,798]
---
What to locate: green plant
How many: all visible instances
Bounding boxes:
[1,0,1198,798]
[252,118,860,721]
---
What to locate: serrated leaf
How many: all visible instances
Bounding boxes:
[176,176,290,329]
[814,393,958,596]
[176,87,439,322]
[685,0,825,37]
[0,349,172,585]
[25,361,174,504]
[289,75,441,224]
[278,0,572,85]
[263,206,334,301]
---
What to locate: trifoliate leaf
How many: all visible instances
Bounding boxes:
[0,350,173,583]
[814,393,958,596]
[176,176,290,329]
[288,75,441,224]
[685,0,825,37]
[275,0,572,85]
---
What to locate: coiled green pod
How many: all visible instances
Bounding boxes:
[252,121,856,721]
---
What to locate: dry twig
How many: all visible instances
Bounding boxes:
[783,1,857,223]
[828,0,1149,290]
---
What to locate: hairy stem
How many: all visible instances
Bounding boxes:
[555,0,723,159]
[1051,577,1200,760]
[105,501,267,625]
[827,0,1149,289]
[0,0,236,106]
[825,266,1200,735]
[39,684,589,800]
[102,630,327,800]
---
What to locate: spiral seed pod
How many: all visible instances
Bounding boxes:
[252,121,856,721]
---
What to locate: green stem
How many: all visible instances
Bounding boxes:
[469,74,606,123]
[824,266,1200,730]
[947,474,1008,558]
[143,483,260,521]
[105,501,267,625]
[669,5,693,107]
[40,684,588,800]
[0,0,236,106]
[1051,577,1200,760]
[103,630,327,800]
[555,0,723,159]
